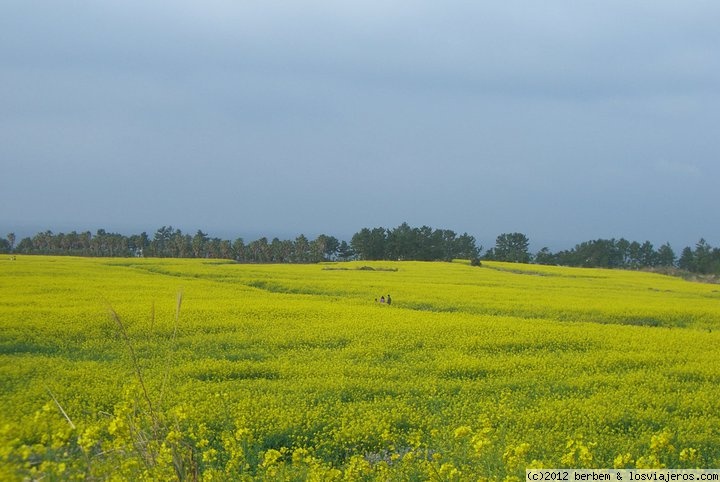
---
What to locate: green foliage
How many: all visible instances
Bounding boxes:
[550,238,720,275]
[351,222,480,261]
[488,232,531,263]
[10,225,720,275]
[13,228,342,263]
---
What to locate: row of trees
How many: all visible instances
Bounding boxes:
[350,223,480,261]
[1,223,479,263]
[485,232,720,275]
[3,226,719,275]
[2,227,350,263]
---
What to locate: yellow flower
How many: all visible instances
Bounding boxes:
[454,426,472,439]
[613,453,634,468]
[679,447,699,463]
[261,448,283,468]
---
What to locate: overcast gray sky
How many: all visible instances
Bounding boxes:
[2,1,718,250]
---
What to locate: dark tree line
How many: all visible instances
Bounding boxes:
[484,232,720,275]
[4,227,719,275]
[5,227,348,263]
[350,223,481,261]
[3,223,479,263]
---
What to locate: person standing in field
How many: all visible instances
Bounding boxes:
[387,294,392,305]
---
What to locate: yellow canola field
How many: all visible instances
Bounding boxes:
[1,256,719,480]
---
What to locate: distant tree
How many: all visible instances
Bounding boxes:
[386,222,418,260]
[616,238,631,266]
[571,239,620,268]
[7,233,15,252]
[16,237,33,253]
[0,238,9,254]
[171,229,191,258]
[454,233,481,260]
[336,240,354,261]
[552,249,574,266]
[422,226,445,261]
[437,229,456,261]
[492,232,531,263]
[676,240,720,275]
[219,240,233,259]
[711,247,720,275]
[308,237,324,263]
[80,231,92,253]
[351,227,387,260]
[248,237,269,263]
[205,235,222,259]
[32,230,54,253]
[413,225,435,260]
[693,239,715,274]
[350,228,370,260]
[637,241,657,268]
[192,230,209,258]
[655,243,676,267]
[233,238,246,262]
[205,237,215,258]
[113,232,131,256]
[128,232,149,257]
[270,237,286,262]
[535,247,556,265]
[294,234,311,263]
[311,234,340,262]
[90,229,105,256]
[149,226,173,257]
[267,237,295,262]
[278,239,293,262]
[677,247,695,271]
[323,235,340,260]
[627,241,644,268]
